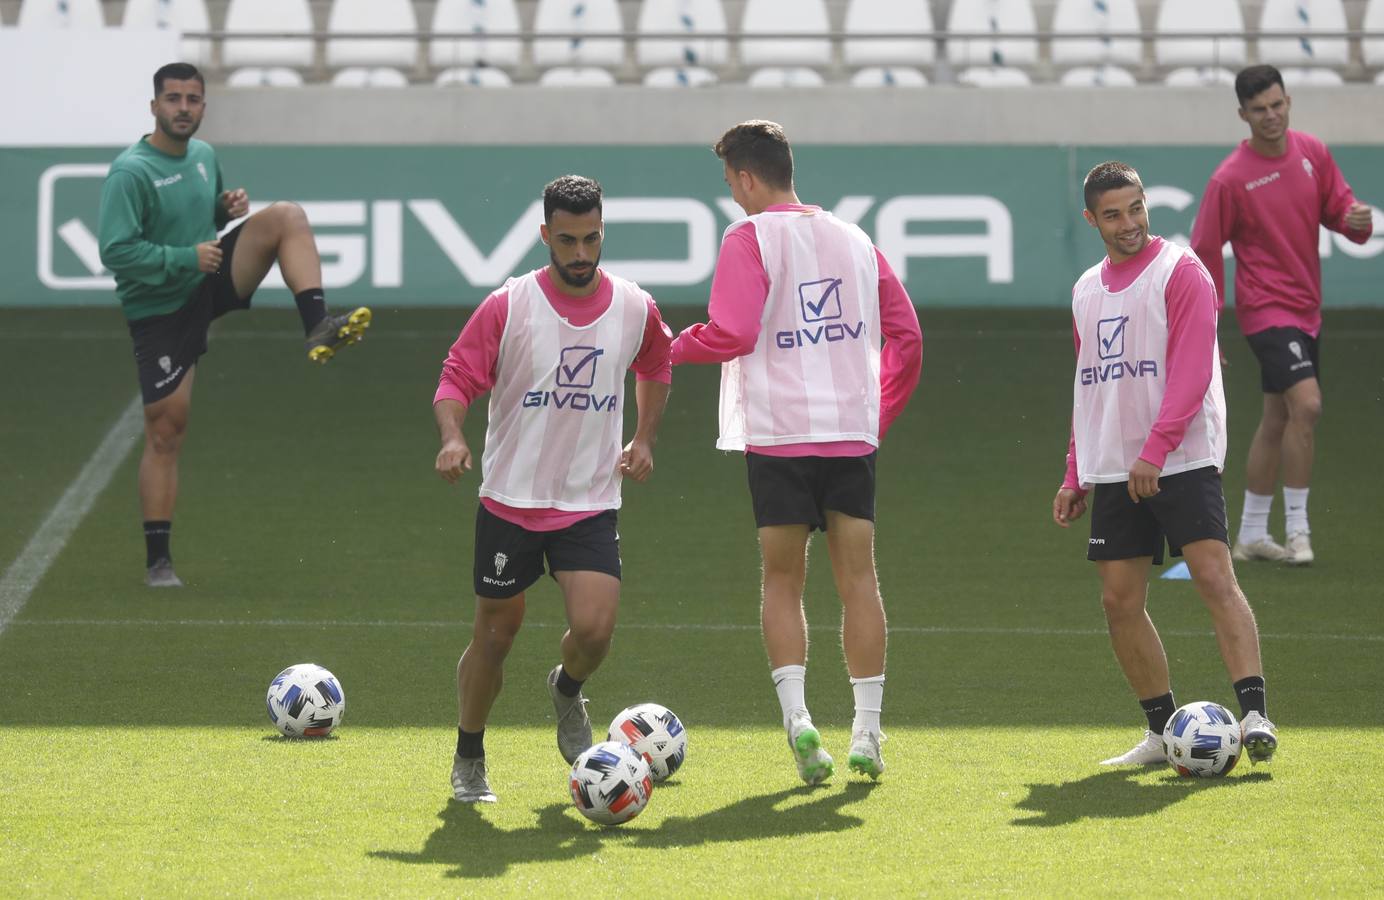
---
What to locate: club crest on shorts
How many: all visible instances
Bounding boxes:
[1288,341,1303,361]
[158,355,172,374]
[493,552,508,576]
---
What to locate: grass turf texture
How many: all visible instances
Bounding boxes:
[2,307,1382,895]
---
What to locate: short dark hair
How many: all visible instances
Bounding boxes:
[543,175,603,222]
[1083,161,1144,212]
[714,120,794,191]
[153,62,205,96]
[1235,65,1285,105]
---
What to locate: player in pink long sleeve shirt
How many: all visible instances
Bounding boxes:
[1054,162,1277,769]
[1190,66,1375,566]
[670,121,922,785]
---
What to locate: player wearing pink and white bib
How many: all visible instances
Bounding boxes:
[1054,162,1278,769]
[671,121,922,785]
[433,176,672,804]
[1191,66,1375,566]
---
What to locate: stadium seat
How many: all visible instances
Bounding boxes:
[747,67,826,87]
[225,67,305,87]
[436,66,514,87]
[636,0,729,68]
[1258,0,1348,70]
[1163,66,1236,86]
[956,65,1032,86]
[843,0,936,69]
[643,66,719,87]
[1278,66,1345,86]
[1154,0,1246,68]
[851,66,929,87]
[1060,64,1137,86]
[946,0,1038,87]
[222,0,313,69]
[1367,0,1384,71]
[331,67,411,87]
[18,0,104,27]
[1051,0,1141,67]
[430,0,521,71]
[326,0,418,69]
[533,0,624,68]
[741,0,831,68]
[122,0,211,65]
[539,66,619,86]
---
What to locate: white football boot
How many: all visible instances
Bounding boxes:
[1231,536,1288,563]
[1099,730,1166,766]
[1241,711,1279,764]
[786,711,834,785]
[1284,532,1314,566]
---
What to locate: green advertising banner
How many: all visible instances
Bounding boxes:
[2,145,1381,308]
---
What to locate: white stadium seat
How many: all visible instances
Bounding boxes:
[844,0,936,68]
[533,0,624,68]
[18,0,104,27]
[946,0,1039,68]
[225,67,305,87]
[636,0,729,68]
[222,0,313,68]
[1154,0,1246,68]
[539,66,619,86]
[1060,65,1138,87]
[1258,0,1348,68]
[956,66,1032,87]
[1051,0,1141,67]
[1367,0,1384,70]
[331,67,410,88]
[436,67,514,87]
[741,0,831,68]
[643,66,719,87]
[430,0,522,70]
[122,0,211,65]
[326,0,418,69]
[851,66,929,87]
[747,67,826,88]
[1163,66,1237,86]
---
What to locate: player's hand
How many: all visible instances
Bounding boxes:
[1052,488,1087,527]
[1346,201,1374,232]
[220,188,250,219]
[1127,459,1162,503]
[195,240,223,273]
[435,438,472,484]
[618,439,653,482]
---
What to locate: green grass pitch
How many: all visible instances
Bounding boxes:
[1,306,1381,895]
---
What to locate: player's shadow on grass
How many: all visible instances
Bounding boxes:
[370,783,875,878]
[1011,767,1273,828]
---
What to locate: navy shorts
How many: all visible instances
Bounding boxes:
[745,452,876,532]
[1245,326,1319,394]
[472,505,621,600]
[1087,466,1229,565]
[127,223,252,404]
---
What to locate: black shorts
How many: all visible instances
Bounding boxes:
[1087,466,1229,565]
[1245,326,1320,394]
[745,452,876,532]
[127,223,251,405]
[472,505,621,600]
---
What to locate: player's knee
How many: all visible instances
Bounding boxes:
[269,200,310,232]
[1288,393,1322,428]
[1099,589,1144,621]
[144,418,186,455]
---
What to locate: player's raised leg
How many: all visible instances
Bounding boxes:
[1096,556,1175,765]
[824,510,887,780]
[453,592,525,803]
[548,570,620,764]
[228,200,371,363]
[139,367,196,587]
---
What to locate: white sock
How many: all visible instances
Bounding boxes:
[1284,486,1310,536]
[771,665,807,728]
[850,674,885,735]
[1238,490,1274,544]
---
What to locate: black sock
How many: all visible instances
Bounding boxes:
[1139,692,1177,734]
[555,666,584,698]
[294,288,327,335]
[143,520,172,567]
[457,727,485,759]
[1233,676,1267,718]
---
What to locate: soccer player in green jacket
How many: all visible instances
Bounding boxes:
[98,62,371,587]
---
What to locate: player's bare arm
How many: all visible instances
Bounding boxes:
[433,398,473,483]
[1052,488,1087,527]
[619,381,670,483]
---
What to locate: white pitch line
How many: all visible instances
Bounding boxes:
[6,617,1381,643]
[0,394,144,638]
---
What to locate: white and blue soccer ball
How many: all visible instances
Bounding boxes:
[608,702,687,782]
[266,664,345,738]
[1162,700,1240,777]
[569,740,653,826]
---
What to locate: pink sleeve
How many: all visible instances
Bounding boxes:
[875,248,922,440]
[433,290,508,407]
[1316,143,1374,244]
[669,222,769,365]
[1138,258,1217,469]
[1190,178,1232,312]
[631,295,674,384]
[1061,319,1085,493]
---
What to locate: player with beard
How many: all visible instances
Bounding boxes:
[433,175,673,803]
[97,63,372,588]
[1054,161,1278,768]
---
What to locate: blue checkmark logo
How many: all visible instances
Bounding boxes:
[556,346,604,388]
[1097,316,1129,360]
[798,278,843,323]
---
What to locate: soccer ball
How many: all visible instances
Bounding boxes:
[1162,700,1241,777]
[266,663,346,738]
[569,740,653,826]
[608,702,688,782]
